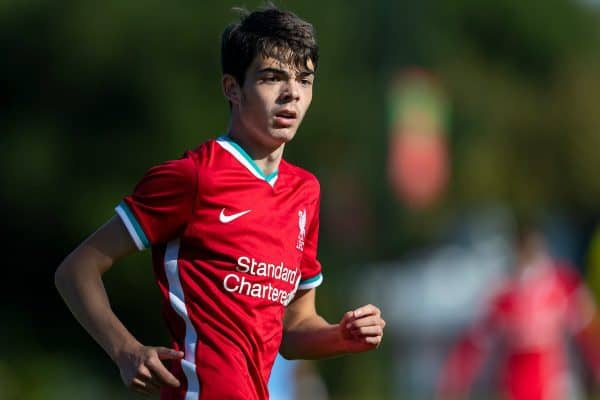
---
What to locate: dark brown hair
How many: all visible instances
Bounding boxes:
[221,5,319,86]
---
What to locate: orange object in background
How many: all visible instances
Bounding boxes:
[388,131,449,210]
[387,69,450,210]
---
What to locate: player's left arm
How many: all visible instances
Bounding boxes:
[280,288,385,360]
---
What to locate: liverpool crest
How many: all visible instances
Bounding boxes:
[296,209,306,251]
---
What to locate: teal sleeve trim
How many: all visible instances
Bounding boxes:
[299,273,323,290]
[115,201,150,250]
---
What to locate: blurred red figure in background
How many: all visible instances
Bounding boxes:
[438,226,600,400]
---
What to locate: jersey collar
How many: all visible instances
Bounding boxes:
[216,135,279,187]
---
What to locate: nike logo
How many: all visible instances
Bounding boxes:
[219,208,252,223]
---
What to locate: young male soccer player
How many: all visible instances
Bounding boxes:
[55,5,385,400]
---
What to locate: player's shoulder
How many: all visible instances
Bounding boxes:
[187,137,218,160]
[280,159,320,191]
[145,149,197,178]
[146,138,218,181]
[180,137,232,172]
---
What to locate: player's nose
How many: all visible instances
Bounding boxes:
[280,80,300,102]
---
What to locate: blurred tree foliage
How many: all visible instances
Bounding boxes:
[2,0,600,399]
[426,0,600,216]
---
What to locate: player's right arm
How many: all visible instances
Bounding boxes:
[54,216,183,395]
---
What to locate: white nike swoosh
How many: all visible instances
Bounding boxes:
[219,208,252,223]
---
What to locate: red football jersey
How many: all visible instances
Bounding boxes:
[439,260,594,400]
[487,262,589,400]
[115,136,323,400]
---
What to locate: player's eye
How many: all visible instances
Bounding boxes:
[300,78,313,87]
[263,75,279,82]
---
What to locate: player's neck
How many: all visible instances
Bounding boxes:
[226,130,284,177]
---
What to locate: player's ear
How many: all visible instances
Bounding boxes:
[222,74,241,105]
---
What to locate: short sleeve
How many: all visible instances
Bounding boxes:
[115,156,197,250]
[298,194,323,290]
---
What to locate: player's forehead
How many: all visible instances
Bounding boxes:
[248,54,315,76]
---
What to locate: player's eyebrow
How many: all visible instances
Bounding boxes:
[297,70,315,78]
[258,67,315,78]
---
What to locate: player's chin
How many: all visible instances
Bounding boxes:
[270,127,298,143]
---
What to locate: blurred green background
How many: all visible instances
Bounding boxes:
[3,0,600,399]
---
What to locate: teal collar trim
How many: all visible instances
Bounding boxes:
[217,135,278,183]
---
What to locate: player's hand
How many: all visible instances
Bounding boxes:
[115,343,184,395]
[339,304,385,353]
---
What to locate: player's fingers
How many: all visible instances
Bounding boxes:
[352,304,381,318]
[147,357,181,388]
[135,366,162,392]
[135,364,153,381]
[156,347,184,360]
[346,315,385,329]
[346,315,377,327]
[340,310,354,324]
[145,378,162,392]
[135,377,162,393]
[362,335,383,346]
[350,324,384,337]
[130,377,154,395]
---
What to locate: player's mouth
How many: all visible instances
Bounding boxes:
[273,110,297,127]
